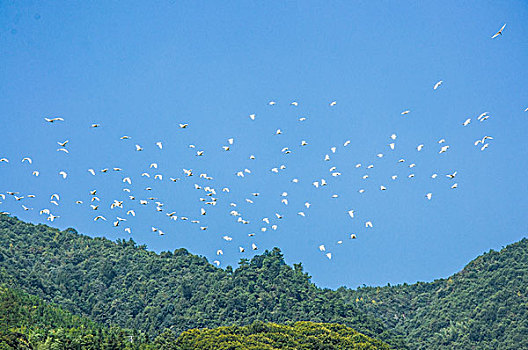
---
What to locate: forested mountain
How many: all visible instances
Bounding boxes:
[1,214,527,349]
[173,321,390,349]
[0,215,387,343]
[342,239,528,349]
[0,286,153,349]
[1,287,389,350]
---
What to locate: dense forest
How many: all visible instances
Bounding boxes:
[0,286,154,349]
[174,321,390,349]
[1,287,388,349]
[0,215,388,342]
[342,239,528,349]
[1,214,527,349]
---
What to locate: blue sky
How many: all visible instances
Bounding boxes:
[1,1,527,289]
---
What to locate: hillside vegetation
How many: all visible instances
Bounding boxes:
[0,215,386,342]
[0,286,154,349]
[342,239,528,349]
[174,321,390,349]
[2,214,527,349]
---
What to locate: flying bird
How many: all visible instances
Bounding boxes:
[44,117,64,123]
[492,23,506,39]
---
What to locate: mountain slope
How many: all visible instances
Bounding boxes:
[0,286,154,349]
[174,321,390,349]
[341,239,528,349]
[0,214,387,343]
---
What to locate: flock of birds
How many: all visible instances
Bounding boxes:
[0,23,522,265]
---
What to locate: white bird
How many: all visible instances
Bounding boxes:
[439,145,450,154]
[325,252,332,260]
[391,134,397,140]
[123,177,132,184]
[380,185,387,191]
[431,173,438,179]
[475,136,493,145]
[329,101,337,106]
[305,202,311,209]
[252,243,258,250]
[389,143,395,150]
[45,117,64,123]
[196,150,204,156]
[391,175,398,180]
[216,250,223,255]
[239,246,245,253]
[32,171,39,176]
[268,101,276,105]
[249,114,256,120]
[57,140,69,147]
[481,143,489,151]
[433,80,443,90]
[426,193,432,200]
[417,144,424,151]
[156,141,163,150]
[348,210,355,218]
[451,183,458,189]
[154,174,162,180]
[477,112,489,121]
[58,171,67,179]
[21,157,32,164]
[301,140,308,146]
[446,171,457,179]
[401,110,410,115]
[51,194,60,201]
[135,144,143,151]
[298,212,306,217]
[91,124,100,128]
[291,101,298,106]
[222,235,233,241]
[365,221,373,228]
[94,215,107,221]
[276,129,282,135]
[492,23,506,39]
[47,214,59,222]
[344,140,351,146]
[319,244,326,252]
[127,210,136,216]
[120,136,130,140]
[299,117,306,121]
[463,118,471,126]
[124,228,131,234]
[88,169,96,176]
[179,123,189,128]
[56,148,69,154]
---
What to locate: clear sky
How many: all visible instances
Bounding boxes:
[1,1,527,289]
